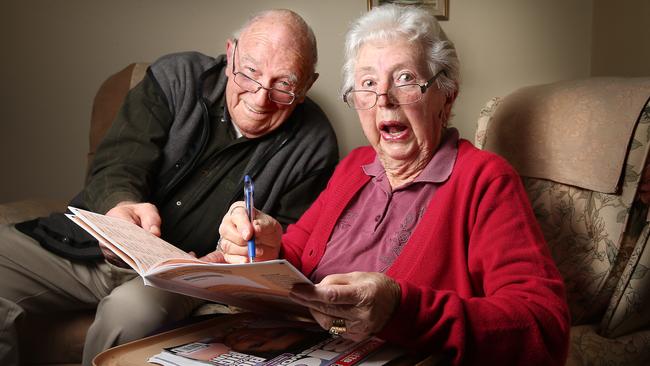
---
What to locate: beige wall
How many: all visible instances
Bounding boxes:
[592,0,650,76]
[0,0,625,203]
[445,0,593,145]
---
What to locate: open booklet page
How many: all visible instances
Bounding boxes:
[148,313,403,366]
[67,207,314,315]
[67,206,195,274]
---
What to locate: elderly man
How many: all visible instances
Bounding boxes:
[0,9,338,366]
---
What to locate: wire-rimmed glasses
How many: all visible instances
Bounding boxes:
[343,70,445,110]
[231,40,297,105]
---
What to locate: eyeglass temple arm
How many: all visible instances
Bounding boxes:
[421,70,447,92]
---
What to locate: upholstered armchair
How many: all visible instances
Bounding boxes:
[0,62,149,365]
[475,77,650,366]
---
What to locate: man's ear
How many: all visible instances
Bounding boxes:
[225,39,235,77]
[297,73,319,103]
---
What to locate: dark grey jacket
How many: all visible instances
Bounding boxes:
[19,52,338,260]
[85,52,339,215]
[141,52,339,216]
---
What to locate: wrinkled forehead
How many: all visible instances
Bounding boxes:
[355,38,427,73]
[238,18,313,80]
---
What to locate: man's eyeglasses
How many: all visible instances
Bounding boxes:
[343,70,445,110]
[231,40,297,105]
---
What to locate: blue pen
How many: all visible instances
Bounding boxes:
[244,175,255,263]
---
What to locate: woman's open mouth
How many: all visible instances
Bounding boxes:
[379,121,409,141]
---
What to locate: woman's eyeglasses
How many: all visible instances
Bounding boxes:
[343,70,445,110]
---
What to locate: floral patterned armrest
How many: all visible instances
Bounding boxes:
[567,324,650,366]
[474,97,502,149]
[0,199,67,225]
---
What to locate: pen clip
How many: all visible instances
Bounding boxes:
[244,175,254,222]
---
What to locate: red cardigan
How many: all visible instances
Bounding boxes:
[282,140,570,365]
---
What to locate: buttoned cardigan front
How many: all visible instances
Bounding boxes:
[281,140,570,365]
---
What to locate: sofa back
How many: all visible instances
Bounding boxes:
[87,62,149,172]
[475,77,650,332]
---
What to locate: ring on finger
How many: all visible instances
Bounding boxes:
[329,318,346,335]
[329,326,347,336]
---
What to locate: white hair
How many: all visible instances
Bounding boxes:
[341,4,459,98]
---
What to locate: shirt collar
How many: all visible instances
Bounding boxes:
[362,127,459,184]
[222,94,244,139]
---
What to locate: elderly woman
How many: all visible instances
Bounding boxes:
[215,4,569,365]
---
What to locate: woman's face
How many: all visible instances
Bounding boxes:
[353,38,452,172]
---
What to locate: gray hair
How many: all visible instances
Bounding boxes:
[233,9,318,75]
[341,4,459,98]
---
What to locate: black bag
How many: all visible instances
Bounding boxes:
[15,211,103,260]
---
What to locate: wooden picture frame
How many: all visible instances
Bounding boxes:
[367,0,449,21]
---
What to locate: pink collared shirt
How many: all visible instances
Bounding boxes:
[310,128,459,283]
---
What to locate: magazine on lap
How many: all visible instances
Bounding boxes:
[146,313,401,366]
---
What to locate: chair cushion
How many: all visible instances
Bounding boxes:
[522,178,640,323]
[87,62,150,171]
[482,77,650,194]
[567,324,650,366]
[477,85,650,325]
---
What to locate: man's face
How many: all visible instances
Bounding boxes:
[224,21,314,139]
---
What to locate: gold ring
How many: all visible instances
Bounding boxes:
[332,318,345,327]
[329,326,346,336]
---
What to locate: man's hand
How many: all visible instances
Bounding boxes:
[97,242,131,269]
[106,201,162,236]
[214,201,283,264]
[289,272,401,342]
[101,201,162,267]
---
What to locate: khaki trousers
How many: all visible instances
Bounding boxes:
[0,224,202,366]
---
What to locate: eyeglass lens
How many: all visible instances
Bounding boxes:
[233,73,295,104]
[347,84,424,109]
[232,41,296,105]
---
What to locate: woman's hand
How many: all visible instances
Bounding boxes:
[215,201,283,264]
[289,272,401,342]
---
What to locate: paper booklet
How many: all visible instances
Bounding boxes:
[147,313,404,366]
[67,207,313,315]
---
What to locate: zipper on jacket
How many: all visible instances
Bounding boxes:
[155,96,211,201]
[154,60,225,201]
[226,134,292,206]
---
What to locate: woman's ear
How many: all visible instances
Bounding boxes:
[444,90,458,116]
